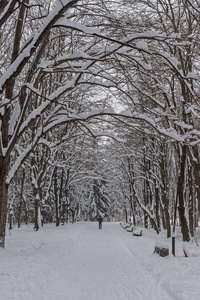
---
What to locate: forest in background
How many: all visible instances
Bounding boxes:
[0,0,200,248]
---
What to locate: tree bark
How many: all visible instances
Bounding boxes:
[188,165,194,237]
[155,185,161,232]
[0,0,29,247]
[0,158,9,248]
[54,167,60,227]
[160,144,171,238]
[177,145,190,242]
[164,203,171,238]
[18,169,26,228]
[34,198,40,231]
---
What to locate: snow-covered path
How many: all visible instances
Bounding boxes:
[3,221,200,300]
[62,222,173,300]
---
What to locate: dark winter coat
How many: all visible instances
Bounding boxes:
[97,216,103,223]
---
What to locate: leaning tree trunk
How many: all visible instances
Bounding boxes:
[0,0,29,248]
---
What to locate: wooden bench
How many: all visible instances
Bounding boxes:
[120,222,132,229]
[126,225,137,232]
[154,243,169,257]
[133,230,143,237]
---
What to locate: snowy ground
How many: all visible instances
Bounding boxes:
[1,222,200,300]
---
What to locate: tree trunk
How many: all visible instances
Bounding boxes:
[143,176,148,229]
[160,143,171,238]
[188,165,194,237]
[162,206,166,230]
[155,185,161,232]
[24,200,28,225]
[18,168,25,228]
[61,201,66,225]
[0,159,9,248]
[0,0,29,248]
[187,146,200,225]
[54,167,60,227]
[124,208,128,223]
[66,204,70,224]
[164,204,171,238]
[177,145,190,242]
[18,200,22,228]
[34,199,39,231]
[162,191,171,238]
[9,209,13,231]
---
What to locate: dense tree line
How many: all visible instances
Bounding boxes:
[1,0,200,247]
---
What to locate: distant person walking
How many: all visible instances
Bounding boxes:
[97,215,103,229]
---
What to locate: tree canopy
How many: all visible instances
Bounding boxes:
[1,0,200,247]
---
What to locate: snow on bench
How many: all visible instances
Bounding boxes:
[120,222,142,236]
[154,242,169,257]
[126,225,136,232]
[133,230,143,237]
[120,222,132,229]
